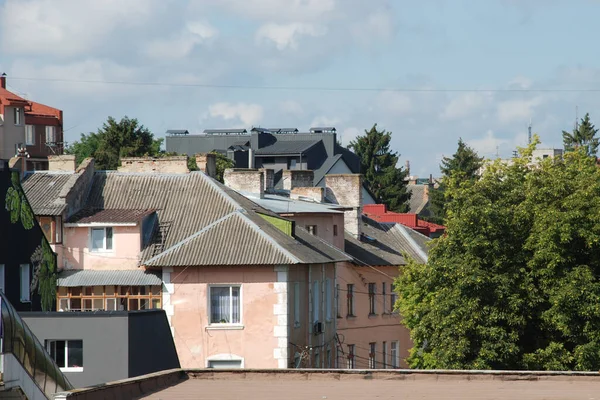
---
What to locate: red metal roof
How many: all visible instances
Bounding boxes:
[363,204,445,237]
[26,100,61,119]
[0,87,29,106]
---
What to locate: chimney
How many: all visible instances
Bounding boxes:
[259,168,274,192]
[118,156,189,174]
[405,160,410,175]
[48,155,76,172]
[195,153,216,178]
[282,170,314,191]
[0,73,6,89]
[325,174,363,239]
[223,168,264,199]
[248,148,255,169]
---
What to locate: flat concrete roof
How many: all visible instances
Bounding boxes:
[55,369,600,400]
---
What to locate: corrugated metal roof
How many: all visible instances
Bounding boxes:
[255,140,320,155]
[344,216,430,266]
[22,172,74,215]
[57,269,162,287]
[250,194,346,214]
[67,208,155,224]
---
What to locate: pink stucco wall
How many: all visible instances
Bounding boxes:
[336,262,411,368]
[170,266,280,369]
[61,225,141,270]
[287,214,345,250]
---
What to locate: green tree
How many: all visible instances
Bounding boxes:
[212,151,234,183]
[563,113,599,156]
[396,138,600,370]
[428,139,483,224]
[349,124,410,212]
[66,116,163,170]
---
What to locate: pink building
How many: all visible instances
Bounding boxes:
[229,170,431,369]
[22,156,350,369]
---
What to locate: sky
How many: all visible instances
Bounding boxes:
[1,0,600,177]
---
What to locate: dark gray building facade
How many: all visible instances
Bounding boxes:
[166,127,360,186]
[20,309,180,389]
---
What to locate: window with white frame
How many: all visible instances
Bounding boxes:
[46,340,83,372]
[210,285,241,324]
[45,125,56,143]
[306,225,317,235]
[90,227,113,252]
[13,107,21,125]
[325,279,332,321]
[25,125,35,145]
[20,264,30,302]
[0,264,5,293]
[382,282,387,313]
[390,341,399,368]
[390,290,397,314]
[382,341,387,369]
[312,280,319,323]
[294,282,300,328]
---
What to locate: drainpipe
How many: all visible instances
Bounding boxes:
[321,263,325,368]
[333,264,338,369]
[308,266,312,366]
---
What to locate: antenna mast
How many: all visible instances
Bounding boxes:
[528,119,532,144]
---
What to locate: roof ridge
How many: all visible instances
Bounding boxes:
[236,211,300,264]
[194,172,245,212]
[394,224,428,263]
[143,211,238,266]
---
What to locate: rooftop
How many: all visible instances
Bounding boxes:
[54,368,600,400]
[250,193,347,214]
[254,140,320,155]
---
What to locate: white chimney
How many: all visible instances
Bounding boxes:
[223,168,264,199]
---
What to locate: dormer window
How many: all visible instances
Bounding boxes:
[90,227,113,252]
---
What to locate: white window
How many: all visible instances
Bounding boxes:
[390,290,397,314]
[25,125,35,145]
[369,342,376,369]
[209,286,241,324]
[45,125,56,143]
[306,225,317,235]
[347,344,355,369]
[293,282,300,328]
[20,264,30,302]
[13,107,21,125]
[46,340,83,372]
[0,264,4,293]
[90,227,113,252]
[208,359,242,369]
[382,341,387,369]
[390,341,399,369]
[312,280,319,323]
[325,279,332,321]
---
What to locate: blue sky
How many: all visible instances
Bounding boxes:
[1,0,599,177]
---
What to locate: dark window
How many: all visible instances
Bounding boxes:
[346,284,354,316]
[333,225,338,236]
[368,283,376,315]
[47,340,83,370]
[306,225,317,235]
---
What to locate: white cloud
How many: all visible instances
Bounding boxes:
[496,96,544,124]
[378,91,413,114]
[440,92,493,120]
[310,116,341,128]
[209,102,264,126]
[143,21,217,59]
[205,0,336,22]
[468,130,507,157]
[279,100,304,116]
[255,23,326,50]
[340,127,361,146]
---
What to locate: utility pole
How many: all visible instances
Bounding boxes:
[528,119,532,144]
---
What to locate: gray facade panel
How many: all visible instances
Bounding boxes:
[166,135,248,155]
[21,313,129,389]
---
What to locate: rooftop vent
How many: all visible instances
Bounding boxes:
[309,127,336,133]
[268,128,299,134]
[203,129,248,135]
[166,129,189,135]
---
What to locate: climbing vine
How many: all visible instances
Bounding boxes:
[30,240,57,311]
[5,171,35,230]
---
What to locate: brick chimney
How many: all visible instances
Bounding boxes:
[325,174,363,239]
[195,153,216,178]
[282,170,314,190]
[48,155,76,172]
[118,156,189,174]
[0,73,6,89]
[223,168,264,199]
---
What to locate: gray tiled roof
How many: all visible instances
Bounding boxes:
[67,208,155,224]
[84,171,349,267]
[22,172,74,215]
[57,269,162,287]
[344,216,430,266]
[407,184,429,214]
[255,140,320,155]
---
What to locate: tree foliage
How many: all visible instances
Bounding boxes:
[349,124,410,212]
[212,151,235,183]
[66,116,163,170]
[428,139,483,224]
[396,138,600,370]
[563,113,599,157]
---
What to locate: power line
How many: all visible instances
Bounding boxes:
[9,76,600,93]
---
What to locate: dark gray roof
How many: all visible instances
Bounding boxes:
[82,171,349,267]
[268,128,299,134]
[57,269,162,287]
[203,129,248,135]
[22,172,74,215]
[407,184,429,214]
[255,140,320,155]
[310,127,336,133]
[313,154,343,185]
[344,216,429,266]
[166,129,189,135]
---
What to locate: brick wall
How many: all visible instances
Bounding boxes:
[195,153,216,178]
[259,168,274,192]
[118,157,189,174]
[282,170,314,190]
[223,168,264,198]
[325,174,363,239]
[290,187,324,203]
